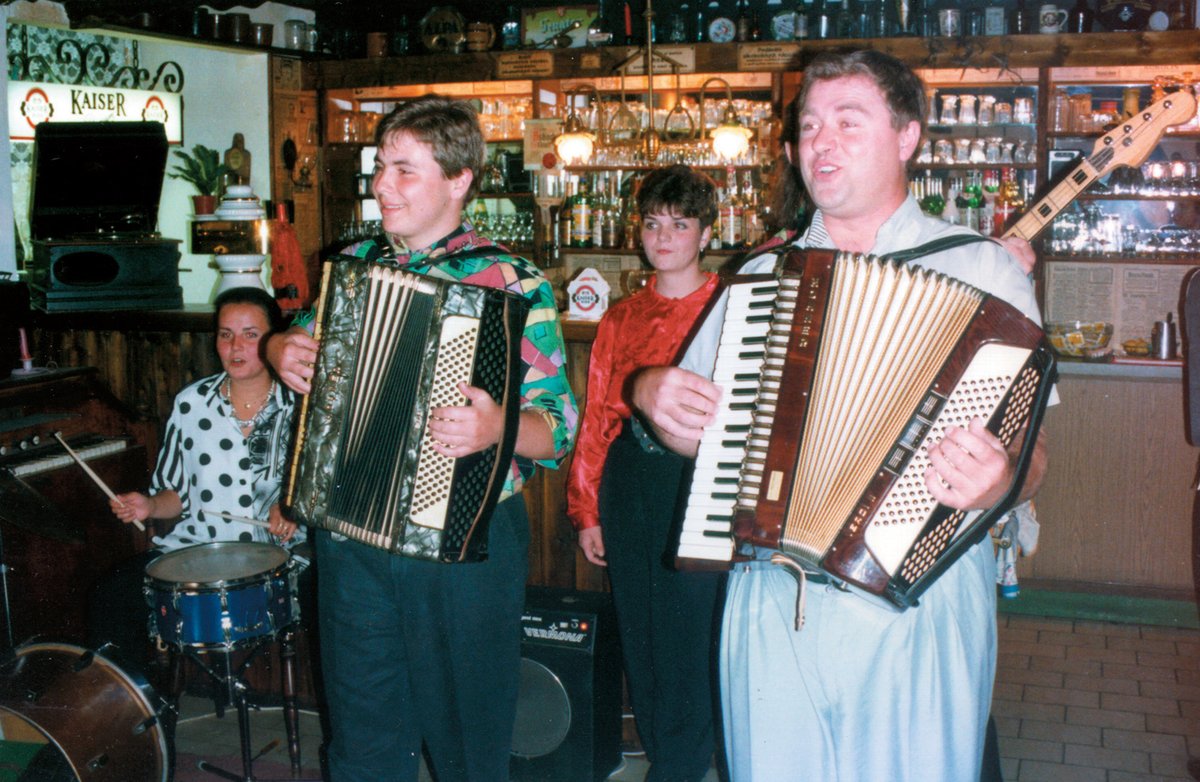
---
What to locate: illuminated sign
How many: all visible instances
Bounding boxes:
[8,81,183,142]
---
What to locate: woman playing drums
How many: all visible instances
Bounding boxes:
[89,287,302,669]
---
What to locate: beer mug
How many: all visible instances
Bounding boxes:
[465,22,496,52]
[1038,4,1068,32]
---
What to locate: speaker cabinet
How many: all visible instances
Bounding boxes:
[510,587,622,782]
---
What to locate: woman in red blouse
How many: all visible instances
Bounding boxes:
[567,165,724,781]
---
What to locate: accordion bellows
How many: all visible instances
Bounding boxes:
[287,256,528,563]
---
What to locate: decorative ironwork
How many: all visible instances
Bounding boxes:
[7,26,184,92]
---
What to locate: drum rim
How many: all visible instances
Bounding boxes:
[0,642,169,782]
[144,541,291,590]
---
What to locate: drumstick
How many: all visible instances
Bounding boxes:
[201,509,273,529]
[53,432,145,532]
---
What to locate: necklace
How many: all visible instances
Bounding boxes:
[221,377,275,429]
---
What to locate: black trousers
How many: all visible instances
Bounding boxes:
[599,423,725,782]
[316,495,529,782]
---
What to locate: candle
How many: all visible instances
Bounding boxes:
[17,328,33,372]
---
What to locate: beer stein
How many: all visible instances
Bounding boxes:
[1038,4,1068,32]
[465,22,496,52]
[1013,97,1034,124]
[954,138,972,163]
[978,94,996,125]
[939,94,959,126]
[958,94,978,126]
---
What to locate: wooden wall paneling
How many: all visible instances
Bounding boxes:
[1022,373,1194,594]
[270,56,324,304]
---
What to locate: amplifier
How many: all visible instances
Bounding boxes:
[510,587,622,782]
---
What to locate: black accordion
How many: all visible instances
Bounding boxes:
[286,255,529,563]
[677,248,1056,607]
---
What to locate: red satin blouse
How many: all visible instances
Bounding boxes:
[566,272,720,531]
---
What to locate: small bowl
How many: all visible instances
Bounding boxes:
[1046,321,1113,360]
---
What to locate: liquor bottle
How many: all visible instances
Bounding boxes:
[741,170,764,247]
[711,189,725,249]
[390,15,412,56]
[957,169,983,232]
[719,172,744,248]
[992,167,1025,237]
[695,0,709,40]
[811,0,833,38]
[589,0,615,45]
[569,176,594,248]
[793,0,811,38]
[669,2,690,41]
[942,176,961,225]
[1010,0,1033,33]
[502,6,522,49]
[1067,0,1094,32]
[829,0,849,37]
[590,175,607,248]
[979,169,1000,236]
[750,7,763,39]
[735,0,752,41]
[559,177,577,250]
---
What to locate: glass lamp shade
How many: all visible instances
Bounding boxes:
[711,120,753,161]
[554,130,596,165]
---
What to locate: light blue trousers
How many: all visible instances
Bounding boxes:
[720,542,997,782]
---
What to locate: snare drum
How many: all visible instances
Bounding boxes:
[0,642,168,782]
[144,541,294,650]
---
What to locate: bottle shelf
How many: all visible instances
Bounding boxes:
[914,163,1039,170]
[1071,193,1200,201]
[1043,253,1199,265]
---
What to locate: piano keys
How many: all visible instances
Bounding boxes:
[4,433,130,478]
[676,275,778,566]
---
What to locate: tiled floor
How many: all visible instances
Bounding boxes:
[171,612,1200,781]
[993,613,1200,782]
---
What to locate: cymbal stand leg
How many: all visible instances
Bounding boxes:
[0,528,14,650]
[279,626,302,775]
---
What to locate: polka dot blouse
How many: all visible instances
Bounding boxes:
[149,372,300,551]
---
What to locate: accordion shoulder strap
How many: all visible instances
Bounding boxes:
[355,234,529,268]
[769,233,996,275]
[881,234,998,265]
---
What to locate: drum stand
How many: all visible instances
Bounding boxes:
[171,626,320,782]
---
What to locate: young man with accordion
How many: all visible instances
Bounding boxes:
[266,96,577,782]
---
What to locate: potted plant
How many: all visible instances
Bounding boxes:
[168,144,228,215]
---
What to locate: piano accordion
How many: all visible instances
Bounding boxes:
[286,256,529,563]
[677,248,1056,608]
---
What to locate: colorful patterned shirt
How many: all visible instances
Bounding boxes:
[298,221,577,499]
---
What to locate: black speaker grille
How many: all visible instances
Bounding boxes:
[511,658,572,758]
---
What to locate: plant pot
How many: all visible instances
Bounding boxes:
[192,194,218,215]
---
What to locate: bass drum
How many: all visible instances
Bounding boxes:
[0,642,167,782]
